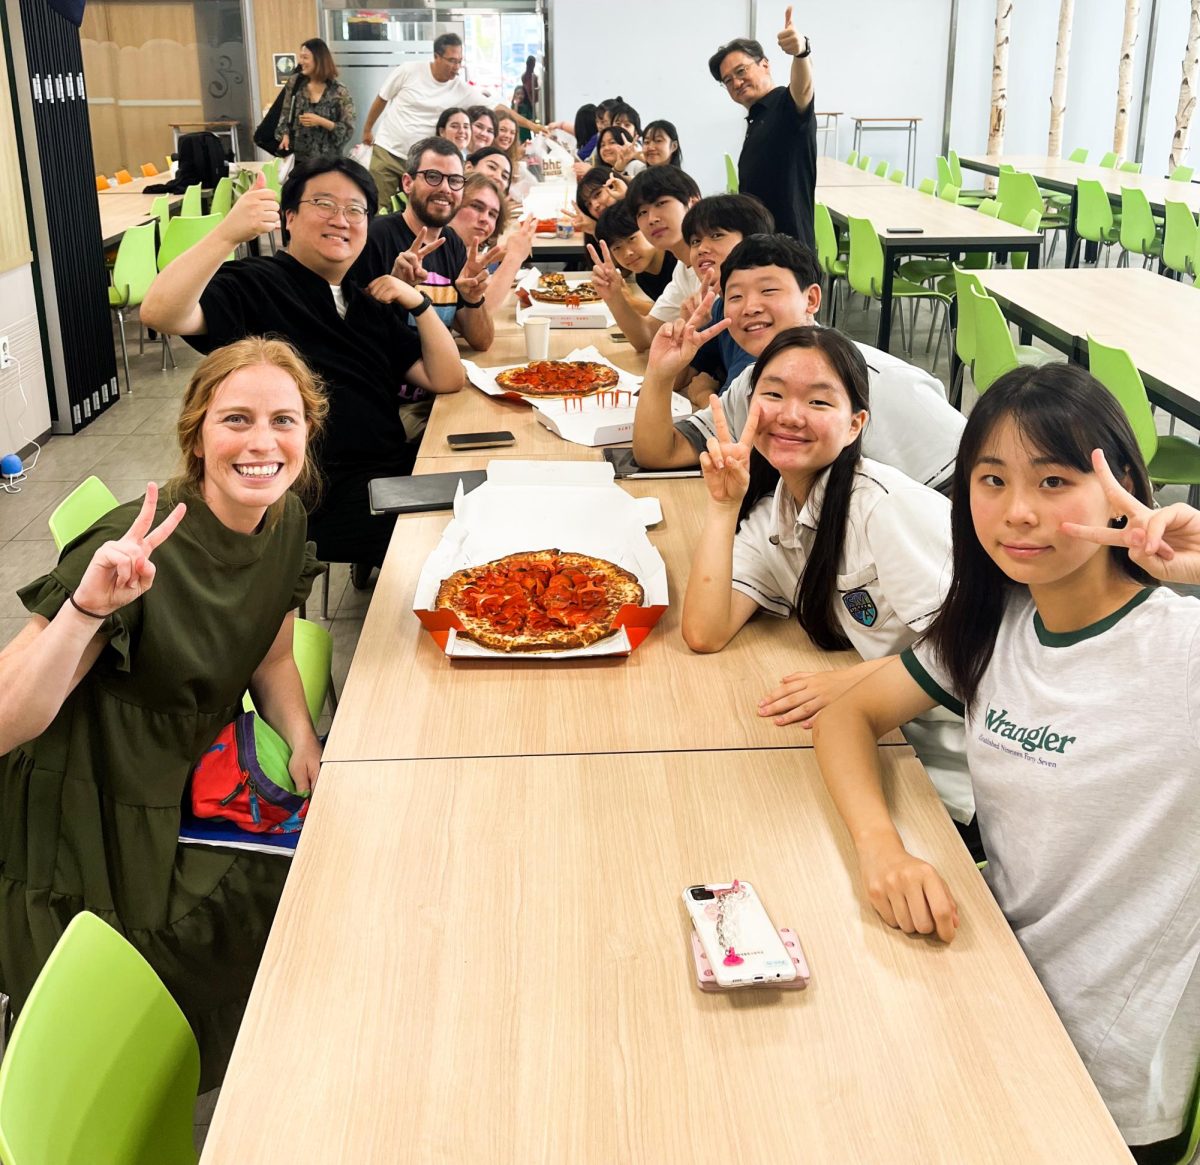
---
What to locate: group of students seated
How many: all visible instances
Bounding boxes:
[0,86,1196,1158]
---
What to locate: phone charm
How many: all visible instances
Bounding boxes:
[715,880,747,966]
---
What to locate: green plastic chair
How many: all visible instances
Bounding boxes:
[947,149,987,203]
[209,175,233,218]
[918,177,937,196]
[813,203,848,325]
[1099,151,1119,168]
[845,149,858,167]
[107,223,159,393]
[1162,200,1198,278]
[846,215,952,361]
[242,617,338,725]
[968,284,1020,394]
[1170,165,1194,182]
[1088,336,1200,504]
[888,169,905,184]
[856,154,871,171]
[180,182,202,217]
[873,160,889,178]
[150,194,172,244]
[1119,160,1142,173]
[48,476,120,550]
[1118,186,1163,267]
[938,182,960,203]
[158,213,224,270]
[1010,206,1043,270]
[261,158,281,194]
[1070,179,1122,266]
[723,153,738,194]
[1067,147,1089,162]
[976,198,1001,217]
[0,912,200,1165]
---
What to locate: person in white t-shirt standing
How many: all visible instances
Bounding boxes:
[361,32,545,204]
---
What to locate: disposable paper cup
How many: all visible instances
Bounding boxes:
[524,316,550,360]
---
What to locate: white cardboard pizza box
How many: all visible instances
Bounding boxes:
[412,460,668,660]
[515,268,614,329]
[531,366,689,447]
[461,346,640,402]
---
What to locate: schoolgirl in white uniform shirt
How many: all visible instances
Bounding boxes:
[811,363,1200,1158]
[681,326,972,829]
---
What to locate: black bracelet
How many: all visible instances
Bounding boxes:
[69,593,105,620]
[409,293,433,318]
[457,293,485,310]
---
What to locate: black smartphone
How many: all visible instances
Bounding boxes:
[886,227,925,234]
[446,430,516,450]
[610,331,628,343]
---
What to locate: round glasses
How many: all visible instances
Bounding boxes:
[413,169,466,191]
[299,197,369,223]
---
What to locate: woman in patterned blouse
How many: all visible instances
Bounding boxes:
[276,38,355,164]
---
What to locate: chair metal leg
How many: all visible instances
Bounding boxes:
[114,309,131,393]
[932,308,949,370]
[159,333,175,371]
[138,320,145,356]
[321,564,331,620]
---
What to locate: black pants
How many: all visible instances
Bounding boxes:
[954,816,987,864]
[307,453,415,569]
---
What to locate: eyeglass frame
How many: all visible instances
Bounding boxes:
[410,169,467,191]
[297,196,370,223]
[719,59,765,90]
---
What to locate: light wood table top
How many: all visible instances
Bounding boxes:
[202,748,1130,1165]
[976,267,1200,425]
[815,157,893,186]
[98,172,173,195]
[817,182,1040,246]
[321,472,905,762]
[99,192,179,246]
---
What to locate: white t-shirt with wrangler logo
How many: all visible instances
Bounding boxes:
[903,585,1200,1144]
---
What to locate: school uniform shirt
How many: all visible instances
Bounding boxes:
[733,459,971,822]
[372,62,475,158]
[738,87,817,249]
[676,340,964,492]
[648,260,701,323]
[902,587,1200,1143]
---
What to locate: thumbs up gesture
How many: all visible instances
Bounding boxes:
[778,5,804,56]
[220,171,281,245]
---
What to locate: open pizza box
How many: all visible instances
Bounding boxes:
[521,179,573,219]
[412,460,668,660]
[462,345,640,406]
[516,268,613,329]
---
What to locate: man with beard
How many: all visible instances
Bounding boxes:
[349,136,498,440]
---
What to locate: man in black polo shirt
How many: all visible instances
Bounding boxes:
[709,6,815,248]
[142,158,464,573]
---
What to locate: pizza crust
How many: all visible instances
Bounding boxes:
[494,360,621,399]
[435,549,644,653]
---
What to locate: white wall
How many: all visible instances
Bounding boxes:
[0,266,51,458]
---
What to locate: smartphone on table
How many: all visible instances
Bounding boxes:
[683,881,797,988]
[446,430,516,450]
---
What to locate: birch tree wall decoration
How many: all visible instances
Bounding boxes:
[1048,0,1075,156]
[1170,0,1200,171]
[988,0,1012,158]
[1113,0,1141,158]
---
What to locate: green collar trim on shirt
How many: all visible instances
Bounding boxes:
[900,648,964,718]
[1032,586,1156,648]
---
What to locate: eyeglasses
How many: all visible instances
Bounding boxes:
[299,197,369,222]
[413,169,466,191]
[720,61,762,89]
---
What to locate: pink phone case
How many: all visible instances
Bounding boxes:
[691,926,811,991]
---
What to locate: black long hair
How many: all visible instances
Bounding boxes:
[737,327,871,651]
[643,118,683,167]
[923,363,1155,711]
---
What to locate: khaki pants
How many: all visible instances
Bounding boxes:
[370,144,408,205]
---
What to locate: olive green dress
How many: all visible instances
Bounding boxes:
[0,490,321,1090]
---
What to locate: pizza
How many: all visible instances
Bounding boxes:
[494,360,620,398]
[529,272,602,304]
[435,549,644,652]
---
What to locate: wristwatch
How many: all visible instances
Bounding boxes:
[795,36,812,59]
[409,292,433,318]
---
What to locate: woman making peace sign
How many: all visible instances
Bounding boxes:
[0,337,327,1089]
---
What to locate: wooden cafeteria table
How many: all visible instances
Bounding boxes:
[200,748,1131,1164]
[815,156,893,186]
[98,191,179,246]
[975,266,1200,428]
[816,182,1041,352]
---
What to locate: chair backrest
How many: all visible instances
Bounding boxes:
[95,174,110,191]
[1086,335,1159,463]
[1119,160,1141,173]
[952,266,985,366]
[115,169,133,184]
[242,617,333,725]
[977,198,1001,217]
[938,182,960,203]
[180,182,203,217]
[1010,207,1043,269]
[0,912,200,1165]
[918,177,937,195]
[140,162,158,177]
[209,176,234,218]
[261,158,282,195]
[1075,178,1115,241]
[947,149,966,187]
[1119,186,1158,253]
[1068,147,1089,163]
[856,154,871,170]
[150,194,172,241]
[108,224,159,313]
[845,149,858,166]
[968,284,1019,393]
[935,155,953,192]
[1170,164,1194,182]
[48,476,120,550]
[158,213,223,270]
[813,203,841,276]
[888,169,905,184]
[723,153,739,193]
[996,170,1043,226]
[846,216,884,298]
[1162,200,1198,276]
[1099,150,1119,168]
[873,160,889,177]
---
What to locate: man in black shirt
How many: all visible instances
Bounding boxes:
[709,7,816,248]
[142,158,464,571]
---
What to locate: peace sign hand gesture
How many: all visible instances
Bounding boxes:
[699,394,760,508]
[391,226,446,285]
[778,5,805,56]
[586,239,623,301]
[455,240,505,304]
[1060,449,1200,585]
[71,483,186,618]
[646,288,730,380]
